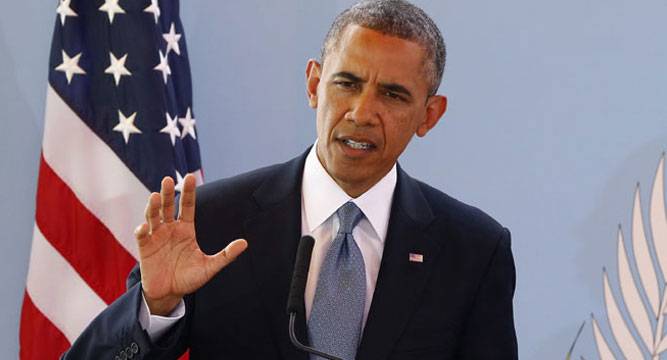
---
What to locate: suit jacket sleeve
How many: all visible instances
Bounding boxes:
[457,228,518,359]
[61,264,190,360]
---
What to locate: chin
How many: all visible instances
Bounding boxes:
[330,169,373,187]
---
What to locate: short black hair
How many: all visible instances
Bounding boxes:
[321,0,446,95]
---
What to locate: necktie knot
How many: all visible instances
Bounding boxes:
[336,202,363,235]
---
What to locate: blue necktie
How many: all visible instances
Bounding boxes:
[308,202,366,360]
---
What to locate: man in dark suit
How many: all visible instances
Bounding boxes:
[63,0,517,359]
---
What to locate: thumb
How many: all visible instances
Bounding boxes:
[207,239,248,272]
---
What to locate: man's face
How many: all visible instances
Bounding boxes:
[306,25,447,197]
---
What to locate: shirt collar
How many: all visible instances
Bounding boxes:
[301,143,397,241]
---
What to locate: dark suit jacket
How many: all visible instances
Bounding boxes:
[63,150,518,359]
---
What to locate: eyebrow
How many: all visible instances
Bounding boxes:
[332,71,414,100]
[379,83,413,100]
[332,71,363,82]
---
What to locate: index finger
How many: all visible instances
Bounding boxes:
[177,174,197,222]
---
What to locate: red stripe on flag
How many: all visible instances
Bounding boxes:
[35,155,136,304]
[19,292,70,360]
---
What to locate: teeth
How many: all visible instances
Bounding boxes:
[343,139,373,150]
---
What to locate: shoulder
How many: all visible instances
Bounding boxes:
[192,162,287,235]
[196,162,285,208]
[422,180,504,235]
[407,177,514,294]
[409,177,510,253]
[195,149,308,210]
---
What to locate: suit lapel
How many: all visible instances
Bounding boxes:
[244,152,309,360]
[357,166,440,360]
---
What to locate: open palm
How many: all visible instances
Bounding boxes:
[135,175,247,315]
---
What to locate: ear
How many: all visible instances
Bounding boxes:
[416,95,447,137]
[305,59,322,109]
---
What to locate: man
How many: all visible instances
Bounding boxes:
[63,1,517,359]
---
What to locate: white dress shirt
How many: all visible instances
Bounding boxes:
[139,144,397,339]
[301,144,396,328]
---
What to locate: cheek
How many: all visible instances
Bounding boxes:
[395,110,425,135]
[315,108,337,143]
[315,112,328,140]
[383,119,418,151]
[318,104,346,133]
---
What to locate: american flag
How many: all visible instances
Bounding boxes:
[408,253,423,263]
[19,0,202,358]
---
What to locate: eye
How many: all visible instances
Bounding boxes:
[333,80,358,90]
[384,91,406,102]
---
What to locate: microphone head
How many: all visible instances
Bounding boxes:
[286,235,315,315]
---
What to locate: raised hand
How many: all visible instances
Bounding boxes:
[134,174,248,315]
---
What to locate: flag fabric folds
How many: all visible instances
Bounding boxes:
[19,0,202,358]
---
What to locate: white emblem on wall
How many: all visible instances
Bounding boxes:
[591,154,667,359]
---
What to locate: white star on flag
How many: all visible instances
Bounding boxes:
[56,0,77,26]
[99,0,125,24]
[174,170,185,193]
[163,23,182,55]
[55,50,86,84]
[160,112,181,146]
[179,107,197,139]
[113,110,142,144]
[104,52,132,86]
[143,0,161,24]
[154,50,171,84]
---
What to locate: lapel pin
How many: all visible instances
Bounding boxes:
[409,253,423,263]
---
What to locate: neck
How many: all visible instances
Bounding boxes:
[337,180,375,199]
[314,145,391,199]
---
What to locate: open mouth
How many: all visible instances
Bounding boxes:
[341,138,375,150]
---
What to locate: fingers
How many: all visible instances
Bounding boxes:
[145,192,161,233]
[208,239,248,273]
[178,174,197,222]
[160,176,176,223]
[134,223,149,247]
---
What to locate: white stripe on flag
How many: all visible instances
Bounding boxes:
[42,85,148,260]
[25,224,107,343]
[193,169,204,186]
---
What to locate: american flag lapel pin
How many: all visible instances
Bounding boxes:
[409,253,424,263]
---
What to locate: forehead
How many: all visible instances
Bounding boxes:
[324,25,429,92]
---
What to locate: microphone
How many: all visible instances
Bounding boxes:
[287,235,314,315]
[286,236,342,360]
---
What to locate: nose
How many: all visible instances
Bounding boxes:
[345,89,379,127]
